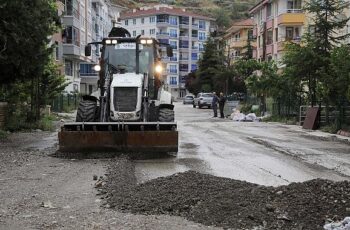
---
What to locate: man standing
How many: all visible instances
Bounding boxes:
[219,92,226,118]
[211,92,219,118]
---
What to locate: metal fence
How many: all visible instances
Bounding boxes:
[299,105,350,126]
[51,94,80,113]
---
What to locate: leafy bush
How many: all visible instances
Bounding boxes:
[239,104,252,114]
[320,124,339,134]
[0,129,8,140]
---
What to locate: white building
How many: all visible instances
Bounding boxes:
[62,0,126,94]
[120,5,214,98]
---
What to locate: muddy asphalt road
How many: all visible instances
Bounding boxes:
[0,102,350,229]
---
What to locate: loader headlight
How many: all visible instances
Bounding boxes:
[155,64,163,74]
[140,39,153,45]
[105,39,112,44]
[94,64,101,72]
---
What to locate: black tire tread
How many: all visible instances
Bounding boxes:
[158,108,174,122]
[76,100,97,122]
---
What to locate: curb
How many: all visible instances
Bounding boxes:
[337,130,350,137]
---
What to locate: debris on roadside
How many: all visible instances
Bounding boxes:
[231,109,261,122]
[324,217,350,230]
[102,160,350,230]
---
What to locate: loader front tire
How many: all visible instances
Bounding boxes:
[158,108,174,122]
[76,100,97,122]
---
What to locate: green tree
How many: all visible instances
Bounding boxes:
[213,8,231,30]
[245,61,278,115]
[304,0,350,106]
[197,38,225,92]
[0,0,60,86]
[39,58,68,106]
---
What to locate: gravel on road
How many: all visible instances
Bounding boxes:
[103,158,350,230]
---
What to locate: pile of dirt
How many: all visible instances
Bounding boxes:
[102,159,350,230]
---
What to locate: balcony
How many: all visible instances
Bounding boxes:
[179,35,189,40]
[229,40,247,48]
[63,44,81,57]
[179,46,189,52]
[157,20,170,27]
[179,57,189,64]
[179,22,190,29]
[156,32,170,39]
[169,81,178,87]
[167,69,178,74]
[191,35,198,41]
[192,23,199,29]
[278,11,305,25]
[169,57,178,62]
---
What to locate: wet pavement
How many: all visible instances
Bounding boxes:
[135,102,350,186]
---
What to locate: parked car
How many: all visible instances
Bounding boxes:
[193,93,214,109]
[183,95,194,104]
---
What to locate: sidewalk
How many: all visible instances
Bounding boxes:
[281,124,350,144]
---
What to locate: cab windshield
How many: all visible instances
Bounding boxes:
[104,43,154,74]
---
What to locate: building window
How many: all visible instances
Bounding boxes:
[287,0,302,11]
[54,41,59,60]
[179,64,188,72]
[63,26,80,46]
[170,40,177,50]
[65,60,73,76]
[286,27,294,40]
[248,30,254,41]
[133,19,136,25]
[169,16,178,25]
[191,64,198,71]
[191,53,198,61]
[199,32,206,41]
[125,20,128,26]
[170,76,177,85]
[150,16,156,23]
[199,43,204,51]
[141,30,144,35]
[275,28,278,42]
[170,29,177,38]
[150,29,155,35]
[133,30,136,37]
[267,29,273,45]
[141,18,144,24]
[169,65,177,74]
[80,63,96,76]
[267,3,272,18]
[170,52,178,61]
[234,33,240,41]
[198,20,206,29]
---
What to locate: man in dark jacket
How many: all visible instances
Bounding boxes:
[219,92,226,118]
[211,92,219,118]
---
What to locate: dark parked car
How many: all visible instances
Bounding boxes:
[183,95,194,104]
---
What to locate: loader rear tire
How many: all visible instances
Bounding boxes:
[158,108,174,122]
[76,100,97,122]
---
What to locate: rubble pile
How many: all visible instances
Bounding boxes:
[103,162,350,230]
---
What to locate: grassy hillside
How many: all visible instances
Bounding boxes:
[113,0,259,25]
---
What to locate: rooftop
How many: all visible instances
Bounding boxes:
[120,5,214,21]
[224,18,254,38]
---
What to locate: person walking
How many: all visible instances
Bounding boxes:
[211,92,219,118]
[219,92,226,118]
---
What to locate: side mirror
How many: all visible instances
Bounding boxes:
[166,46,173,57]
[85,45,92,57]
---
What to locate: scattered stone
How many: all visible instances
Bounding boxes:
[102,158,350,230]
[93,175,98,180]
[41,201,54,209]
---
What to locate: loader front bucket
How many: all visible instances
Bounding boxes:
[58,122,178,153]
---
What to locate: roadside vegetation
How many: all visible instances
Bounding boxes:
[0,0,66,132]
[187,0,350,133]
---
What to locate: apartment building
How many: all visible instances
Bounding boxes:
[120,5,213,98]
[61,0,122,94]
[51,1,65,75]
[222,19,256,65]
[249,0,305,62]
